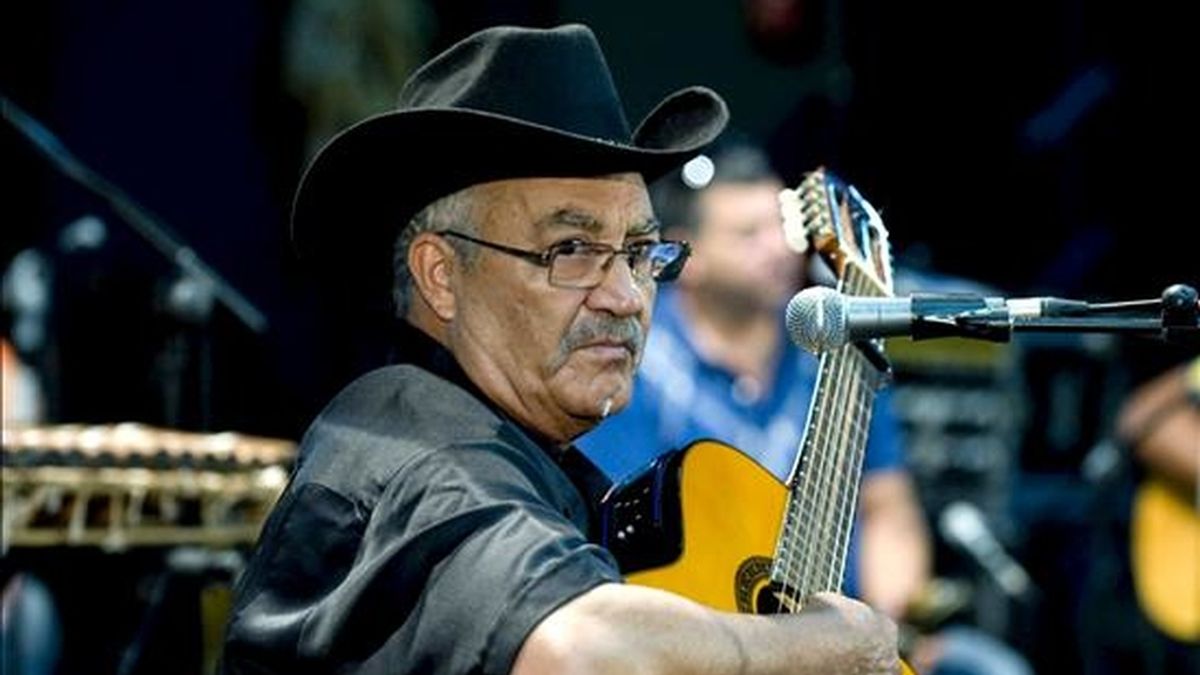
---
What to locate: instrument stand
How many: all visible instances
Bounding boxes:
[1,94,266,336]
[158,275,217,428]
[3,94,270,430]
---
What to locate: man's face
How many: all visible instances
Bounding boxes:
[686,180,799,312]
[448,173,658,442]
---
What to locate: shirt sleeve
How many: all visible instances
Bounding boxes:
[297,441,623,675]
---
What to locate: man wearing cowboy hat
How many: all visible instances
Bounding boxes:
[221,24,899,674]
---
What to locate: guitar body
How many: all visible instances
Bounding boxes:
[603,440,917,674]
[622,440,787,612]
[1132,478,1200,642]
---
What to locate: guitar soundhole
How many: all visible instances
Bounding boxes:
[754,584,786,614]
[734,556,789,614]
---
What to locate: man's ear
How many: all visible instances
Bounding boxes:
[407,232,458,322]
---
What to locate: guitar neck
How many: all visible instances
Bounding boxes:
[771,265,889,607]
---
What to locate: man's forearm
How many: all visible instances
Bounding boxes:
[1138,408,1200,491]
[513,583,899,675]
[860,512,930,619]
[1118,364,1200,491]
[859,472,932,619]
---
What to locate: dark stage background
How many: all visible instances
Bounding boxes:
[2,1,1196,674]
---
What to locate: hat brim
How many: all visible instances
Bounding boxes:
[291,86,728,304]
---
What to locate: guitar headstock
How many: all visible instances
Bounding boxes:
[779,168,894,297]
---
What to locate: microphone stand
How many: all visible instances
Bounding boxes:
[948,284,1198,345]
[1,94,267,335]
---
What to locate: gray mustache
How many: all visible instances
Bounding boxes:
[560,317,644,355]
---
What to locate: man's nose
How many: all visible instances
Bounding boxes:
[586,255,647,316]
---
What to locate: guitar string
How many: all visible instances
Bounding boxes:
[803,266,865,597]
[779,347,826,596]
[778,262,886,609]
[826,267,877,591]
[810,329,857,599]
[798,293,856,605]
[781,346,835,606]
[791,318,853,607]
[784,320,843,606]
[772,349,823,606]
[788,350,830,605]
[785,263,871,604]
[820,363,858,592]
[783,177,839,607]
[839,285,887,594]
[831,357,873,591]
[813,268,868,594]
[794,348,828,604]
[836,267,886,589]
[770,185,893,612]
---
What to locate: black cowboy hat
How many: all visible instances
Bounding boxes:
[291,23,728,301]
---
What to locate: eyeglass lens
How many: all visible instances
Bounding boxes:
[549,242,685,288]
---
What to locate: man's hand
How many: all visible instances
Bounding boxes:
[799,592,901,673]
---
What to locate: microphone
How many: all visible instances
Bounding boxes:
[938,501,1035,600]
[785,286,1088,353]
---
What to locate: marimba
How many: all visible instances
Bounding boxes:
[2,423,294,550]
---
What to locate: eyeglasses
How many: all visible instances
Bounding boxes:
[437,230,690,289]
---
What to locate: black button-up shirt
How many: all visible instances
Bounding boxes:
[221,324,622,674]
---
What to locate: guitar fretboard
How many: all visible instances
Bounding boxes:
[770,261,888,609]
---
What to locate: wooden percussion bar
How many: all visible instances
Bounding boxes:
[2,423,295,550]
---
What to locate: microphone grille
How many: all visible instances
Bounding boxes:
[939,501,985,546]
[785,286,847,353]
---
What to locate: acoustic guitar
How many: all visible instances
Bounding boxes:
[601,169,914,672]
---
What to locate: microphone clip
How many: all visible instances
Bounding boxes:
[907,293,1012,343]
[949,283,1199,345]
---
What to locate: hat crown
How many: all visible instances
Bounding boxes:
[397,24,632,144]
